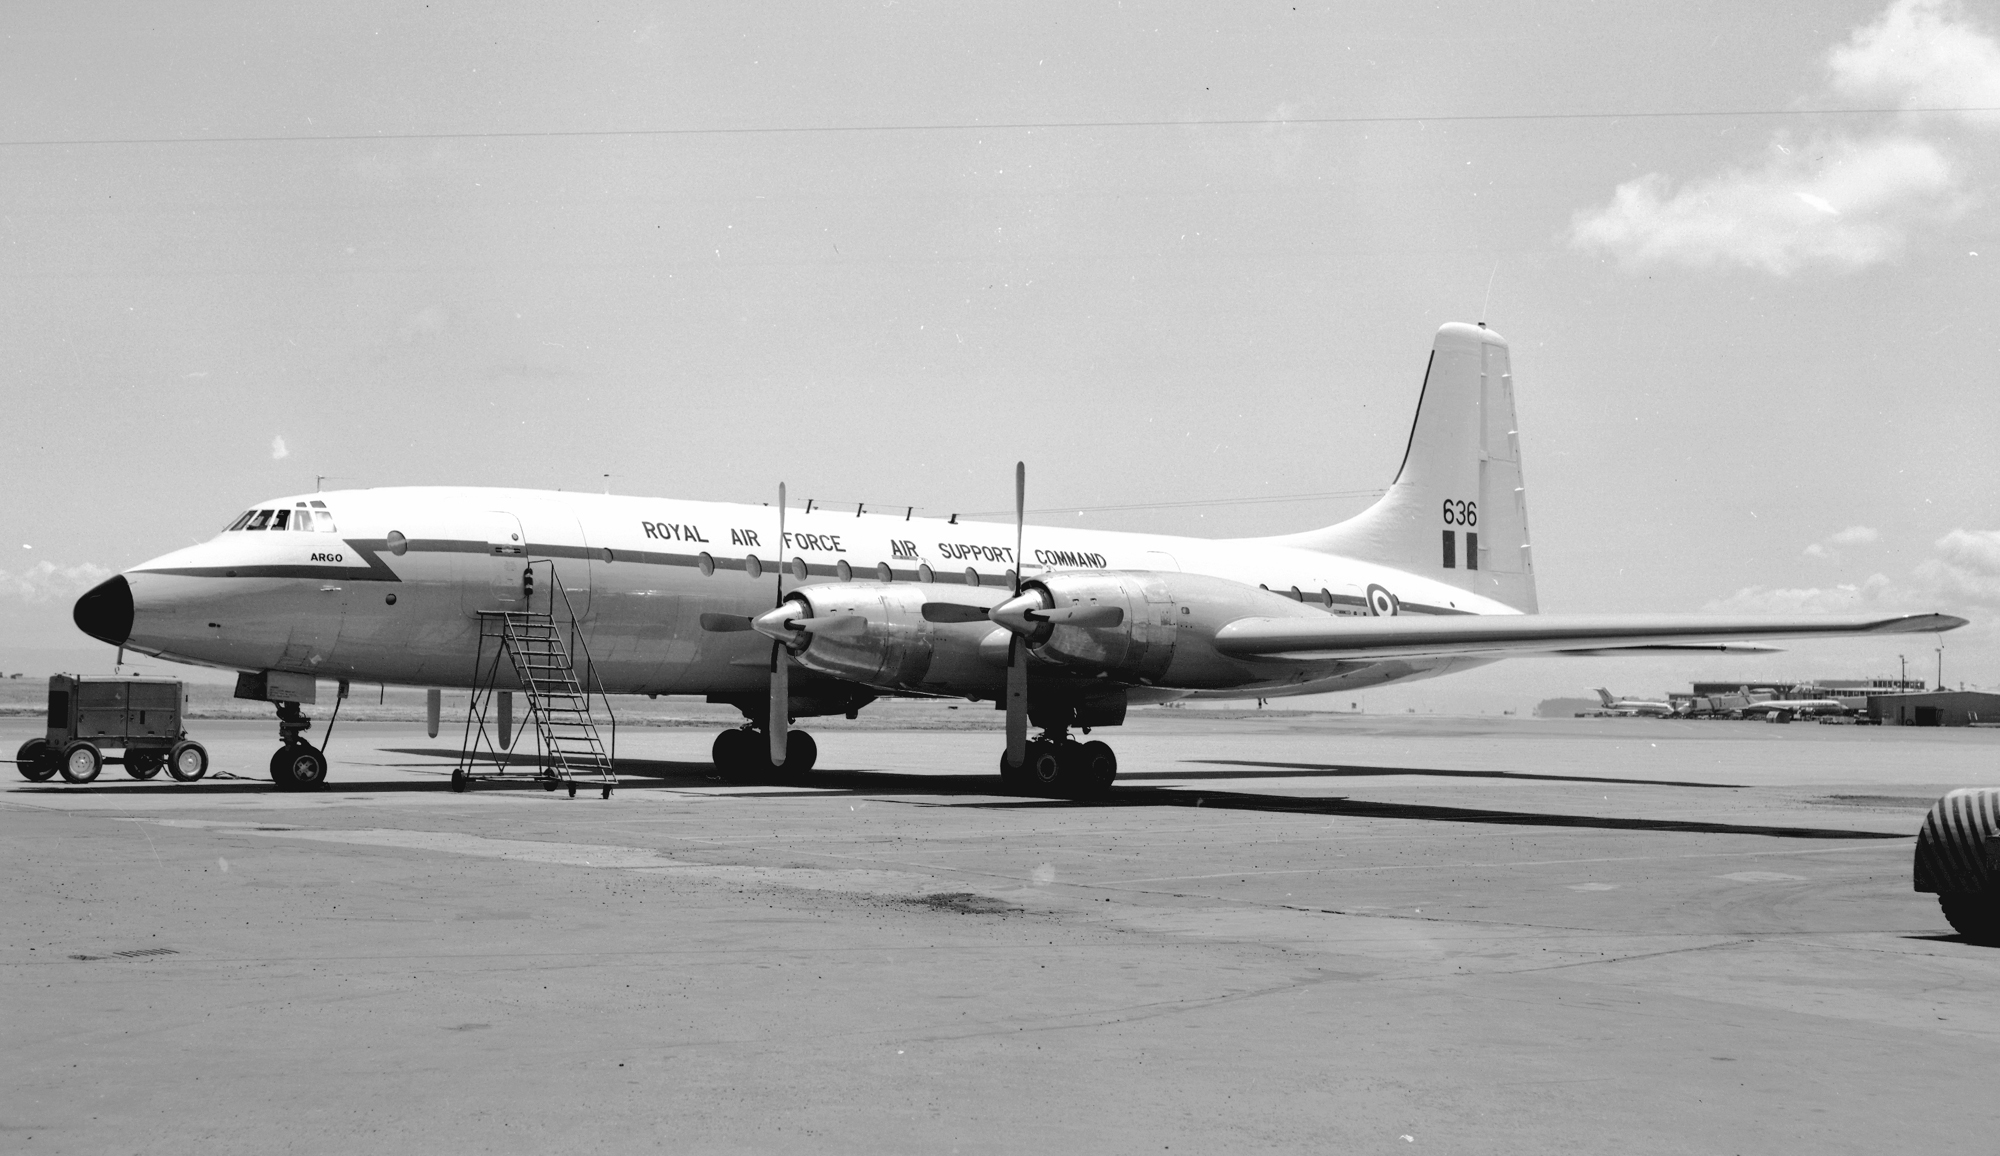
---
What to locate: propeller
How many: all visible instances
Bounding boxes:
[989,599,1125,632]
[1004,461,1028,769]
[921,603,990,624]
[699,612,755,632]
[769,482,788,767]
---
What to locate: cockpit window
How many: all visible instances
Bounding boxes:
[316,511,338,532]
[270,509,291,531]
[225,511,256,532]
[244,509,273,531]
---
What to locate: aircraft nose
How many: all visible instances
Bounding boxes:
[74,574,134,647]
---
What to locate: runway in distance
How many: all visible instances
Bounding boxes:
[68,323,1966,793]
[1592,688,1677,717]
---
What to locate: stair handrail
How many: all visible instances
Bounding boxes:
[530,559,617,772]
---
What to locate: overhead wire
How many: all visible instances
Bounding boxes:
[1,106,1996,149]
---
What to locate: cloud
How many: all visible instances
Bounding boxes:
[1571,0,2000,275]
[1716,526,2000,612]
[1805,524,1883,559]
[399,307,448,341]
[1830,0,2000,118]
[0,561,113,604]
[270,435,289,460]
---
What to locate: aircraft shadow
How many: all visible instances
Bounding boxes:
[42,748,1901,840]
[1157,759,1743,790]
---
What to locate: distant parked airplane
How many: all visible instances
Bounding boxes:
[1738,691,1857,720]
[1592,688,1677,717]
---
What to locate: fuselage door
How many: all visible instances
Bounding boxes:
[461,511,530,615]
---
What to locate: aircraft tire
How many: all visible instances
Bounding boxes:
[125,752,164,780]
[60,741,102,784]
[1025,740,1065,793]
[271,743,328,790]
[166,741,208,782]
[785,731,818,775]
[15,738,58,782]
[1939,893,2000,946]
[1078,741,1118,794]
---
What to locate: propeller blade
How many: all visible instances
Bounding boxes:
[1003,460,1028,769]
[770,481,788,767]
[1013,460,1025,596]
[769,641,788,766]
[698,612,755,632]
[1004,635,1027,768]
[921,602,990,624]
[1033,604,1124,628]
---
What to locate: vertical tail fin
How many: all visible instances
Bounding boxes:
[1595,688,1615,707]
[1282,322,1537,612]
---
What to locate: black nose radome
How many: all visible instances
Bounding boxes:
[74,575,133,647]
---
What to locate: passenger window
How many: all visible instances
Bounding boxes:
[245,510,273,530]
[271,509,291,531]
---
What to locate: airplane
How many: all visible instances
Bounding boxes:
[60,323,1966,794]
[1591,688,1677,717]
[1736,691,1859,720]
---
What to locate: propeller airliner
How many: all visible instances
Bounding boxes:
[66,323,1965,792]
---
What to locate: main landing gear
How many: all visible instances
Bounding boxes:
[268,701,329,790]
[1001,730,1117,798]
[710,726,818,780]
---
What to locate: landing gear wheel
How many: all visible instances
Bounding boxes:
[1078,740,1118,794]
[125,752,164,780]
[15,739,57,782]
[269,744,328,790]
[1940,893,2000,945]
[166,741,208,782]
[1026,740,1065,792]
[60,741,103,784]
[783,731,818,775]
[712,728,747,773]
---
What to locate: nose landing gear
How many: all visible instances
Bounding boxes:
[1000,729,1117,797]
[268,701,329,790]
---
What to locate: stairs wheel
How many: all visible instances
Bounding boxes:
[568,783,577,797]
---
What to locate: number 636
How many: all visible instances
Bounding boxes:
[1441,499,1477,526]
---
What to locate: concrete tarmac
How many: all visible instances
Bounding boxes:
[6,711,2000,1154]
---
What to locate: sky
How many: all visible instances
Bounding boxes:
[2,0,1996,709]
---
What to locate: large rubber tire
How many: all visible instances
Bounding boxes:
[166,741,208,782]
[60,741,103,784]
[1077,740,1118,794]
[1024,740,1065,793]
[15,738,57,782]
[784,731,817,775]
[125,752,164,780]
[712,728,749,774]
[270,744,328,790]
[1939,893,2000,946]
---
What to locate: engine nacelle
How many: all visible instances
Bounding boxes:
[775,583,1011,695]
[1016,570,1336,689]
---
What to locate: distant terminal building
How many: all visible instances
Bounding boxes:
[1669,678,1927,717]
[1866,690,2000,727]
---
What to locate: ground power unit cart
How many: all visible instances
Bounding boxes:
[13,675,209,783]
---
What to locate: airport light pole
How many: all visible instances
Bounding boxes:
[1936,645,1944,691]
[1899,654,1907,687]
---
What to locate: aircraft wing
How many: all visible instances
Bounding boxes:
[1210,612,1967,663]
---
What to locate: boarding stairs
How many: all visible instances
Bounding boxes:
[454,564,617,798]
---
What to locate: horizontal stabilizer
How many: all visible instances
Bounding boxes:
[1211,612,1967,662]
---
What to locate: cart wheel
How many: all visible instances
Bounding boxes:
[167,741,208,782]
[60,741,103,784]
[270,744,328,790]
[14,739,58,782]
[125,752,164,780]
